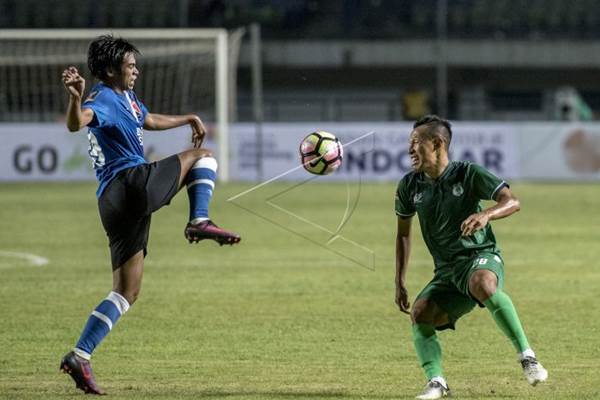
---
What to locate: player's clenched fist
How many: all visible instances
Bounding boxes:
[188,115,207,148]
[62,66,85,98]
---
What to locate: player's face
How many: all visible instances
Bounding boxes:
[118,53,139,90]
[408,128,436,172]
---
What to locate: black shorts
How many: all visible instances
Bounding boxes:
[98,155,181,270]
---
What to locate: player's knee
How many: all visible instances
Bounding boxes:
[469,271,497,302]
[411,301,430,324]
[191,154,218,172]
[193,148,214,160]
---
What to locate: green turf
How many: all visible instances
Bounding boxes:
[0,182,599,399]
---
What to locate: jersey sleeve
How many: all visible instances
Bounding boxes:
[467,163,508,201]
[395,177,416,218]
[82,90,115,128]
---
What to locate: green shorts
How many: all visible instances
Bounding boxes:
[415,252,505,331]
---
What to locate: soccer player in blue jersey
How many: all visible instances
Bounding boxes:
[395,115,547,399]
[59,35,240,395]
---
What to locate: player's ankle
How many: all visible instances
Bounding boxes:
[518,348,535,361]
[430,376,447,387]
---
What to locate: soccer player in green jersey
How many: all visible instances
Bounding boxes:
[395,115,547,399]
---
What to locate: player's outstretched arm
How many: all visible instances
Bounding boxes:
[144,113,207,148]
[62,66,93,132]
[395,216,412,314]
[461,186,520,236]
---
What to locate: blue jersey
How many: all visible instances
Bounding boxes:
[82,83,149,197]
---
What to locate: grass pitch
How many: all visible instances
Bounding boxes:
[0,181,599,399]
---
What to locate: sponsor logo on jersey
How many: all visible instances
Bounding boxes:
[124,91,143,122]
[413,192,423,204]
[130,100,142,120]
[135,127,144,145]
[452,183,464,197]
[84,91,98,103]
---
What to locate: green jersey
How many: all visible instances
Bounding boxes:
[395,161,507,272]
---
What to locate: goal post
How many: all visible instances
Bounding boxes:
[0,28,242,182]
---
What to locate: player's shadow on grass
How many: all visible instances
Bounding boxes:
[164,389,418,399]
[123,385,525,399]
[199,391,348,398]
[197,391,521,399]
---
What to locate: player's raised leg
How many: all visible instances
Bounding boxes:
[61,251,143,395]
[469,269,548,386]
[177,148,240,245]
[411,299,451,400]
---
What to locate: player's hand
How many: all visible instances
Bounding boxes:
[395,284,410,314]
[61,66,85,99]
[461,212,489,236]
[189,115,207,148]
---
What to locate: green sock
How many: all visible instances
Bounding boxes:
[483,290,530,352]
[412,324,444,380]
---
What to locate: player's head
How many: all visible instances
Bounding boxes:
[88,34,140,90]
[409,115,452,172]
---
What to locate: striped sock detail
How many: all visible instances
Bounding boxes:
[73,348,91,360]
[187,178,215,189]
[75,292,130,358]
[91,310,113,330]
[107,291,130,314]
[187,157,217,221]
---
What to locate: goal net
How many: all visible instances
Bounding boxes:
[0,28,244,181]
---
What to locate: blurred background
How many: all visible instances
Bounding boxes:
[3,0,600,122]
[2,0,600,182]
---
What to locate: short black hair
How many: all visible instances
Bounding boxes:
[87,34,140,81]
[413,114,453,149]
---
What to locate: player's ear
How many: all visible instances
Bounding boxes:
[106,68,114,78]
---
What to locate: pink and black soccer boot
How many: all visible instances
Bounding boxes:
[60,351,106,395]
[184,220,241,246]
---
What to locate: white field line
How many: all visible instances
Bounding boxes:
[0,251,49,266]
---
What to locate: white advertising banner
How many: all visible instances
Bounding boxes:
[0,124,205,181]
[9,121,600,182]
[0,122,519,182]
[519,123,600,179]
[230,122,520,181]
[0,123,92,181]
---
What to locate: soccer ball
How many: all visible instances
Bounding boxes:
[299,131,343,175]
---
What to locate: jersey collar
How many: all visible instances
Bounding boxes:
[422,161,455,184]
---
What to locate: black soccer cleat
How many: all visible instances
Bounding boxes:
[184,220,241,246]
[60,351,106,395]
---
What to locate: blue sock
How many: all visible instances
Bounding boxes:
[74,291,130,360]
[186,157,217,223]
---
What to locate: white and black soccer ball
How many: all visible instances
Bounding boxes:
[299,131,343,175]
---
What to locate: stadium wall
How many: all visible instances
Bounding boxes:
[1,123,599,182]
[240,40,600,68]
